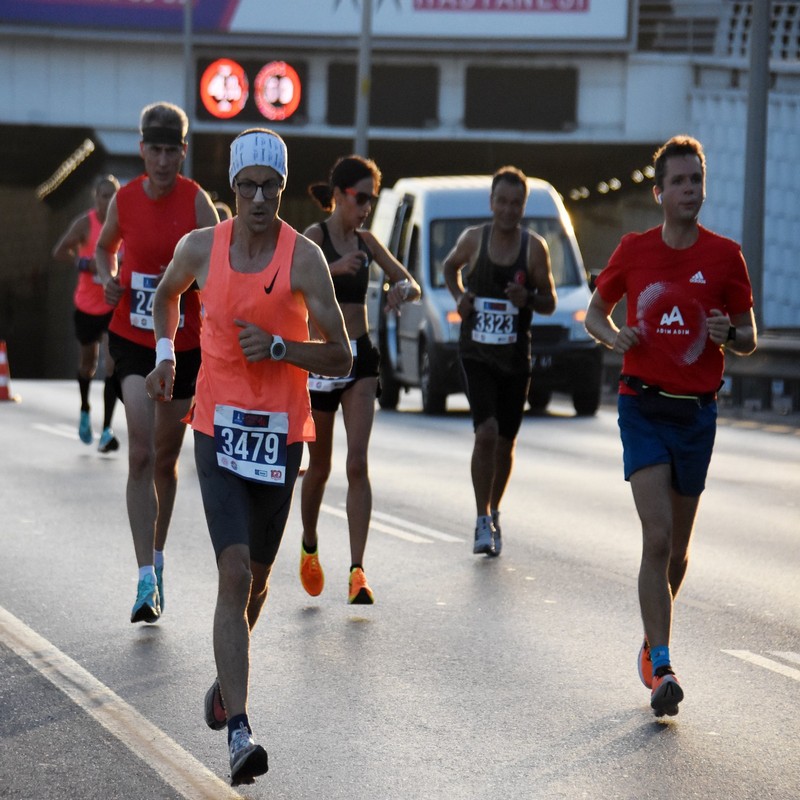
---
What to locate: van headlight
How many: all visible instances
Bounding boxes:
[569,309,592,341]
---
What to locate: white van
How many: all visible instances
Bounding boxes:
[367,175,602,415]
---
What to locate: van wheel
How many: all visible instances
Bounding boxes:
[573,386,600,416]
[420,343,446,415]
[378,358,400,410]
[528,385,552,413]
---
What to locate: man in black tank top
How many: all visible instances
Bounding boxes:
[444,166,557,557]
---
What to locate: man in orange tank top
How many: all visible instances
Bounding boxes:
[51,174,120,452]
[95,102,219,626]
[145,129,351,786]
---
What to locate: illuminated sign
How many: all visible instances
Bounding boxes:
[196,57,306,123]
[254,61,301,122]
[199,58,249,119]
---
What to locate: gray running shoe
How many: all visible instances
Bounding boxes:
[229,723,268,786]
[490,510,502,556]
[473,517,495,555]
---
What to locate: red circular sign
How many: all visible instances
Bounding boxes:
[254,61,301,121]
[199,58,249,119]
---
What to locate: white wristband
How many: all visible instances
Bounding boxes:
[155,337,176,365]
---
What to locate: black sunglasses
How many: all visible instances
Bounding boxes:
[235,179,283,200]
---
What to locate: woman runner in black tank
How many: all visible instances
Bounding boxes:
[299,155,420,604]
[318,220,372,305]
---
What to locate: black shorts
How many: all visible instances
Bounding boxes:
[74,309,113,346]
[194,431,302,564]
[309,333,379,413]
[108,331,200,401]
[461,358,530,440]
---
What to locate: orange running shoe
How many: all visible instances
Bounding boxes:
[348,567,375,605]
[638,637,653,689]
[299,542,324,597]
[650,666,683,717]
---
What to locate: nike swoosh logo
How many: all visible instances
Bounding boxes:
[263,268,280,295]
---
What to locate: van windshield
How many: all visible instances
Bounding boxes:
[429,218,582,289]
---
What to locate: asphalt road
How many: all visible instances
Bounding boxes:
[1,381,798,800]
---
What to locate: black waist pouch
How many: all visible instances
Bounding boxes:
[637,392,699,426]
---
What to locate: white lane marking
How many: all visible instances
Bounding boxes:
[0,606,243,800]
[723,650,800,682]
[370,510,463,543]
[321,504,430,543]
[769,651,800,666]
[33,423,81,441]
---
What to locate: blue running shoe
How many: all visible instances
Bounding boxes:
[155,565,164,613]
[98,427,119,453]
[79,410,93,444]
[131,574,160,624]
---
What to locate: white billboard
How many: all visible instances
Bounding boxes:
[229,0,630,41]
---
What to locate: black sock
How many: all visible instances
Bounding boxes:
[350,563,363,572]
[227,713,250,742]
[103,376,118,429]
[78,374,91,412]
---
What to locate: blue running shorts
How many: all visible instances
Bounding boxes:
[618,393,717,497]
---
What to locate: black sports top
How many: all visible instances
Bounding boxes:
[319,221,373,305]
[459,224,533,374]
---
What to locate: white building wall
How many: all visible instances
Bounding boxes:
[691,86,800,329]
[623,55,695,139]
[0,37,184,152]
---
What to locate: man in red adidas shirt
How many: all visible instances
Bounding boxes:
[585,135,757,717]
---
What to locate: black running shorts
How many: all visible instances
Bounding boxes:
[193,431,303,565]
[108,331,200,401]
[461,358,530,440]
[74,309,113,346]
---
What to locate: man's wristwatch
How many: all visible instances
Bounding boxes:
[270,334,287,361]
[726,325,737,343]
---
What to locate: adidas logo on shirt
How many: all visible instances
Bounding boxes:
[689,271,706,284]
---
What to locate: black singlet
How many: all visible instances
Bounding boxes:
[318,221,373,305]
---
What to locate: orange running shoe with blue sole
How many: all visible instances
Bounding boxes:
[300,543,325,596]
[650,667,683,717]
[348,567,374,605]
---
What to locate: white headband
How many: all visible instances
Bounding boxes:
[229,131,288,188]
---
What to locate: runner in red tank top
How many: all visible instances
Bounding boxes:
[51,175,120,451]
[95,102,219,626]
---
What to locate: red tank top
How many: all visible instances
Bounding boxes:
[74,209,114,316]
[109,174,202,350]
[191,219,315,445]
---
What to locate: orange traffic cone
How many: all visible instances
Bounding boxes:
[0,340,20,402]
